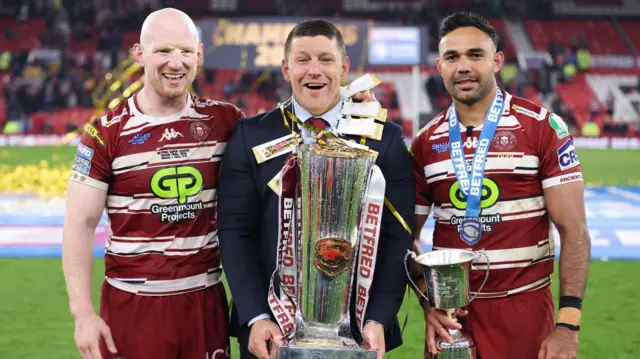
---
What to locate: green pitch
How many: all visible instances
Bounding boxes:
[1,146,639,358]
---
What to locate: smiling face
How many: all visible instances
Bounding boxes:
[281,35,349,116]
[437,26,503,106]
[133,9,203,100]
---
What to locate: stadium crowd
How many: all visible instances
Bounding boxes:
[1,0,639,136]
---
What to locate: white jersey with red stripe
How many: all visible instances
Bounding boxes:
[410,90,583,298]
[70,92,245,296]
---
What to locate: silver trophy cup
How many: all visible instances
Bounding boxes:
[276,144,378,359]
[406,249,490,359]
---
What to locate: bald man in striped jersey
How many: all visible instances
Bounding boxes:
[62,8,243,359]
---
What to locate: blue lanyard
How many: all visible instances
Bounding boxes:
[447,90,505,218]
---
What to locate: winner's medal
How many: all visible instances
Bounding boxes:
[447,89,505,245]
[460,218,482,245]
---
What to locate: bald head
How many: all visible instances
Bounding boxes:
[140,8,199,49]
[132,7,203,103]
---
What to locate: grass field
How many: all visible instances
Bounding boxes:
[1,146,640,358]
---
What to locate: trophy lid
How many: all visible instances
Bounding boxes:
[414,249,477,267]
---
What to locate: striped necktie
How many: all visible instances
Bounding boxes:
[309,117,328,143]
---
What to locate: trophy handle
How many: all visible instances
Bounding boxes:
[404,250,430,306]
[469,250,490,303]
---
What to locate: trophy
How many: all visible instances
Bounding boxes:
[405,249,490,359]
[269,140,383,359]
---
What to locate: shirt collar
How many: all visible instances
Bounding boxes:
[292,97,342,130]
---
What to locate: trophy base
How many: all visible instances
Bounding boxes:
[434,348,475,359]
[435,328,476,359]
[277,345,377,359]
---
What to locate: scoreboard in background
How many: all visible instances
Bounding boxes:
[197,17,428,69]
[368,27,421,65]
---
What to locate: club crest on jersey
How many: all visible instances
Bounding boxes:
[557,139,580,171]
[159,128,184,142]
[189,121,211,142]
[448,178,502,238]
[492,131,517,151]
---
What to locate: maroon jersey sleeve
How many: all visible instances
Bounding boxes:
[69,120,113,191]
[410,132,433,217]
[537,112,583,189]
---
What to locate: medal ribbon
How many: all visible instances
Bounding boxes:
[447,90,505,219]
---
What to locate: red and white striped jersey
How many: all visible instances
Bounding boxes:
[70,92,244,296]
[410,90,583,298]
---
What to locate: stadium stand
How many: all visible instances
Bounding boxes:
[1,0,639,139]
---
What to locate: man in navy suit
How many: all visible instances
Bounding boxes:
[218,19,415,359]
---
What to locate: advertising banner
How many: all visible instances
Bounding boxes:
[196,18,428,69]
[197,17,370,69]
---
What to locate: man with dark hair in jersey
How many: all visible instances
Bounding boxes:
[409,12,590,359]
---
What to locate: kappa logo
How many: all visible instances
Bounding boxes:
[463,137,478,149]
[159,128,184,142]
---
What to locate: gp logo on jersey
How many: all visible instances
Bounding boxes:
[557,139,580,171]
[150,166,204,222]
[448,178,502,234]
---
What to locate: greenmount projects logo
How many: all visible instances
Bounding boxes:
[149,166,204,222]
[448,178,502,233]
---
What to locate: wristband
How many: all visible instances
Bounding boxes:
[556,322,580,331]
[559,296,583,310]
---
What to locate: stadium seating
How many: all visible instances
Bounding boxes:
[620,20,640,54]
[0,19,45,52]
[555,73,602,127]
[1,1,639,138]
[486,18,516,60]
[524,20,630,54]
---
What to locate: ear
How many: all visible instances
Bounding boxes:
[281,58,291,83]
[133,43,144,67]
[493,51,504,74]
[197,43,204,66]
[436,56,443,76]
[340,55,350,82]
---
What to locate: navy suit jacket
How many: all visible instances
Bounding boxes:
[218,106,415,356]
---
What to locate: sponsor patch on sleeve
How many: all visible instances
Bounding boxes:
[76,143,94,160]
[557,139,580,171]
[549,113,570,139]
[84,124,106,147]
[541,172,583,189]
[72,155,92,175]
